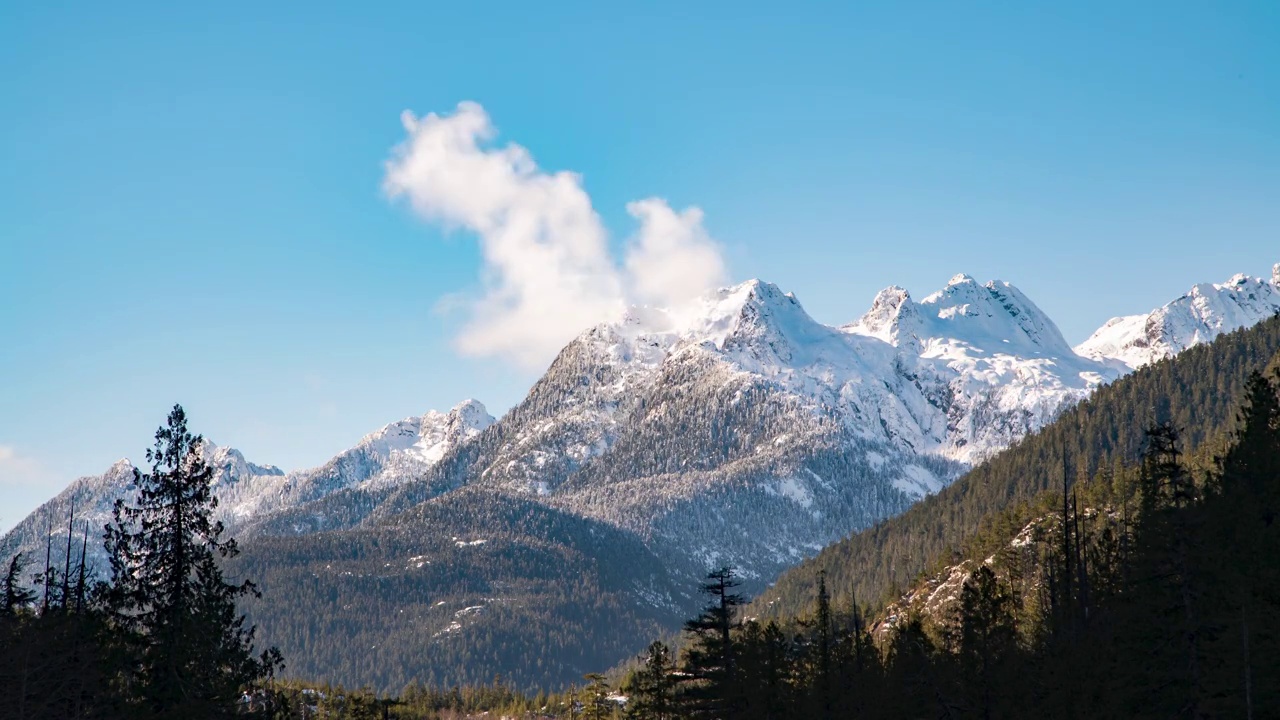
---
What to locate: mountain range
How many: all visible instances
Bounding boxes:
[3,263,1277,690]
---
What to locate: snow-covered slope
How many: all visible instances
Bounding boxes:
[11,265,1278,596]
[0,442,285,578]
[222,399,494,524]
[0,401,493,571]
[843,274,1116,462]
[1077,265,1280,369]
[332,275,1119,585]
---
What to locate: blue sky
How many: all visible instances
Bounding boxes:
[2,1,1277,530]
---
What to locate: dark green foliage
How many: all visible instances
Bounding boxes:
[235,486,684,694]
[1,405,283,719]
[2,553,36,615]
[583,673,613,720]
[233,366,1280,719]
[756,314,1280,623]
[625,641,677,720]
[677,567,745,719]
[102,404,281,716]
[946,566,1017,718]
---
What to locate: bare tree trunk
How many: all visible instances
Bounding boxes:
[1243,603,1253,720]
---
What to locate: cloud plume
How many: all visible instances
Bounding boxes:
[383,101,727,369]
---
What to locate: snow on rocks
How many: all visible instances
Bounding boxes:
[1076,265,1280,369]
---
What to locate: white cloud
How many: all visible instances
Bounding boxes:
[624,199,727,308]
[383,101,728,369]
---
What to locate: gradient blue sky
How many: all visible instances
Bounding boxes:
[2,1,1277,530]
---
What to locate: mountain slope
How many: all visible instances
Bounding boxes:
[8,264,1278,693]
[234,487,686,692]
[0,401,493,575]
[1076,265,1280,368]
[322,277,1118,587]
[220,276,1126,690]
[0,442,284,578]
[753,313,1280,621]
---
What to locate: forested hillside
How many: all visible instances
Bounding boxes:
[268,362,1280,718]
[233,487,688,693]
[754,313,1280,620]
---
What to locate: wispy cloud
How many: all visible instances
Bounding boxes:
[383,101,727,369]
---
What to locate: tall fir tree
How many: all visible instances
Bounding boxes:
[679,566,745,720]
[102,404,281,717]
[2,553,37,616]
[626,641,676,720]
[949,565,1018,719]
[583,673,612,720]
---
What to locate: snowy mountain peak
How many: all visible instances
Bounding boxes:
[357,399,495,465]
[108,458,134,474]
[850,275,1073,358]
[1076,264,1280,369]
[202,440,285,484]
[981,280,1074,354]
[441,399,497,453]
[847,286,923,350]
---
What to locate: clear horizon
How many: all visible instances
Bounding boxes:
[3,1,1278,531]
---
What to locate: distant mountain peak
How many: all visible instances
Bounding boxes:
[849,274,1074,358]
[356,399,495,466]
[848,285,922,350]
[1077,264,1280,369]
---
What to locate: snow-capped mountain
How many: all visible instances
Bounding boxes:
[0,275,1127,588]
[0,401,492,574]
[8,262,1278,691]
[220,399,494,524]
[0,442,284,578]
[320,275,1118,585]
[1076,265,1280,369]
[843,274,1116,462]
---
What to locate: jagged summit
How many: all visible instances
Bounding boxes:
[356,399,495,466]
[850,274,1075,360]
[1076,264,1280,369]
[8,261,1278,634]
[204,441,285,483]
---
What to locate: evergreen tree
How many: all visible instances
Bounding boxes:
[1203,370,1280,715]
[1117,422,1209,717]
[626,641,676,720]
[2,553,36,615]
[883,616,956,719]
[948,565,1017,719]
[679,566,745,720]
[797,571,834,720]
[736,620,792,720]
[584,673,612,720]
[102,404,281,717]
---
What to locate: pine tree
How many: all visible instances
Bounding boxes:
[2,554,37,616]
[679,566,745,720]
[102,404,281,717]
[1120,422,1208,717]
[584,673,612,720]
[736,620,792,720]
[800,571,834,720]
[1204,370,1280,715]
[949,565,1017,719]
[626,641,676,720]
